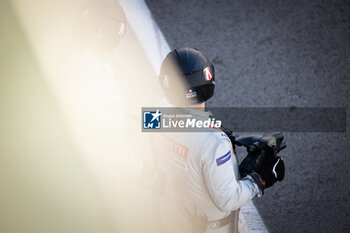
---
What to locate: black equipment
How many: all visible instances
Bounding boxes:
[224,131,286,180]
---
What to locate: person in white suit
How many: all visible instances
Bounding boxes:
[154,47,284,233]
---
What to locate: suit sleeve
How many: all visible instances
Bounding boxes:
[201,137,261,212]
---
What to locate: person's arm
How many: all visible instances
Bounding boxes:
[201,137,261,212]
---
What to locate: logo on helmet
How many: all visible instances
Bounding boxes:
[203,67,212,81]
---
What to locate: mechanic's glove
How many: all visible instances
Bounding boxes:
[255,148,285,189]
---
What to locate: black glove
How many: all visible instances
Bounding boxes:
[254,147,285,189]
[249,172,266,194]
[236,132,286,193]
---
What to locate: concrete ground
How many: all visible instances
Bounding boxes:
[145,0,350,232]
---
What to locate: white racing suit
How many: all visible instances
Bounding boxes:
[153,109,261,233]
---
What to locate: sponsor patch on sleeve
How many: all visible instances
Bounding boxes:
[216,151,231,166]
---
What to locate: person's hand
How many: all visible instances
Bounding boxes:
[249,146,285,194]
[255,148,285,188]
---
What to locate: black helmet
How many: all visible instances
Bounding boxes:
[76,0,126,54]
[159,47,215,106]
